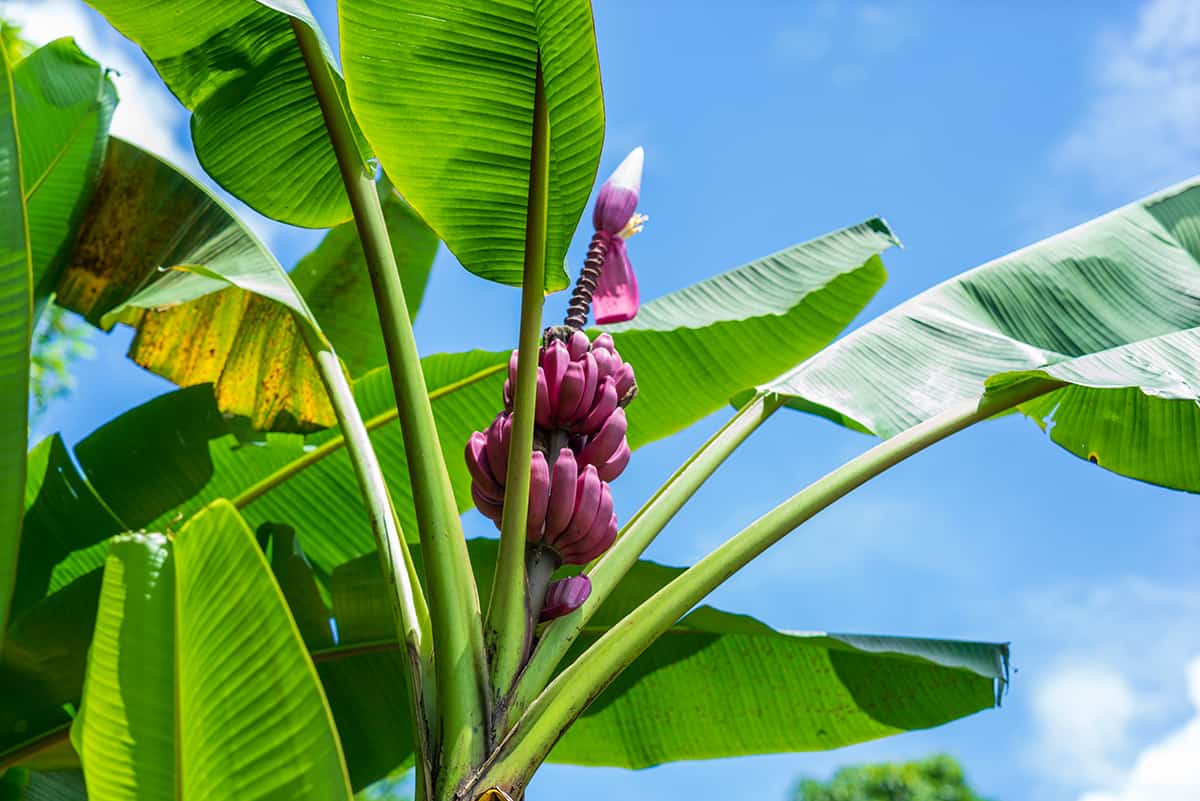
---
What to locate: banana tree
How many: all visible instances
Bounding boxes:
[2,4,1198,801]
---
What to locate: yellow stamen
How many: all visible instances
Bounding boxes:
[620,212,648,239]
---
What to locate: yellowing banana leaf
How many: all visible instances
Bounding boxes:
[56,137,336,432]
[290,181,440,377]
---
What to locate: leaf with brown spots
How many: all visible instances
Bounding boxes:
[57,137,338,432]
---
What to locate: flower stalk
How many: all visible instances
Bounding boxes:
[486,58,551,703]
[469,149,645,730]
[568,146,645,326]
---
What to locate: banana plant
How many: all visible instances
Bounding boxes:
[2,5,1198,801]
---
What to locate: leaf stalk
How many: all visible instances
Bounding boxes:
[306,337,436,795]
[503,390,783,728]
[291,20,489,797]
[471,378,1063,795]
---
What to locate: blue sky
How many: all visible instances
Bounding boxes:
[9,1,1200,799]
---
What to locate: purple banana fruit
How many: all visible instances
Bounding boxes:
[579,377,618,434]
[560,465,602,549]
[559,482,614,563]
[578,407,627,470]
[465,431,503,501]
[544,448,578,539]
[539,575,592,621]
[526,451,550,537]
[503,331,637,435]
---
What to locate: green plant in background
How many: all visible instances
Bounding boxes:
[30,305,94,420]
[795,755,992,801]
[1,4,1198,801]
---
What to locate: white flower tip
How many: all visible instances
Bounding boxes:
[607,146,644,194]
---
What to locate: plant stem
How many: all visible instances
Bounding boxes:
[503,391,782,729]
[486,60,550,705]
[305,337,436,794]
[469,378,1063,795]
[291,20,489,792]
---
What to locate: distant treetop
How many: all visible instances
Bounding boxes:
[793,755,994,801]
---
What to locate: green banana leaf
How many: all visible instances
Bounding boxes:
[27,220,895,598]
[5,39,117,634]
[291,182,440,376]
[82,0,365,227]
[11,436,122,618]
[261,522,335,650]
[321,540,1007,784]
[14,39,116,303]
[754,178,1200,492]
[603,219,897,447]
[0,38,31,650]
[55,136,338,432]
[0,768,85,800]
[340,0,604,290]
[1,569,102,772]
[71,501,354,800]
[0,533,1004,789]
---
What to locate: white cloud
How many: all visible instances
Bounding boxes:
[1028,662,1139,786]
[854,4,918,54]
[1015,577,1200,798]
[1078,656,1200,801]
[1021,577,1200,696]
[770,26,832,63]
[770,2,919,75]
[1051,0,1200,198]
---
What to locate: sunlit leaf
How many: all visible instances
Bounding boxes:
[71,502,354,800]
[82,0,365,227]
[14,39,115,302]
[340,0,604,290]
[756,179,1200,492]
[0,36,31,649]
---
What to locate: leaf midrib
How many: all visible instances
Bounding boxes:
[22,111,91,203]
